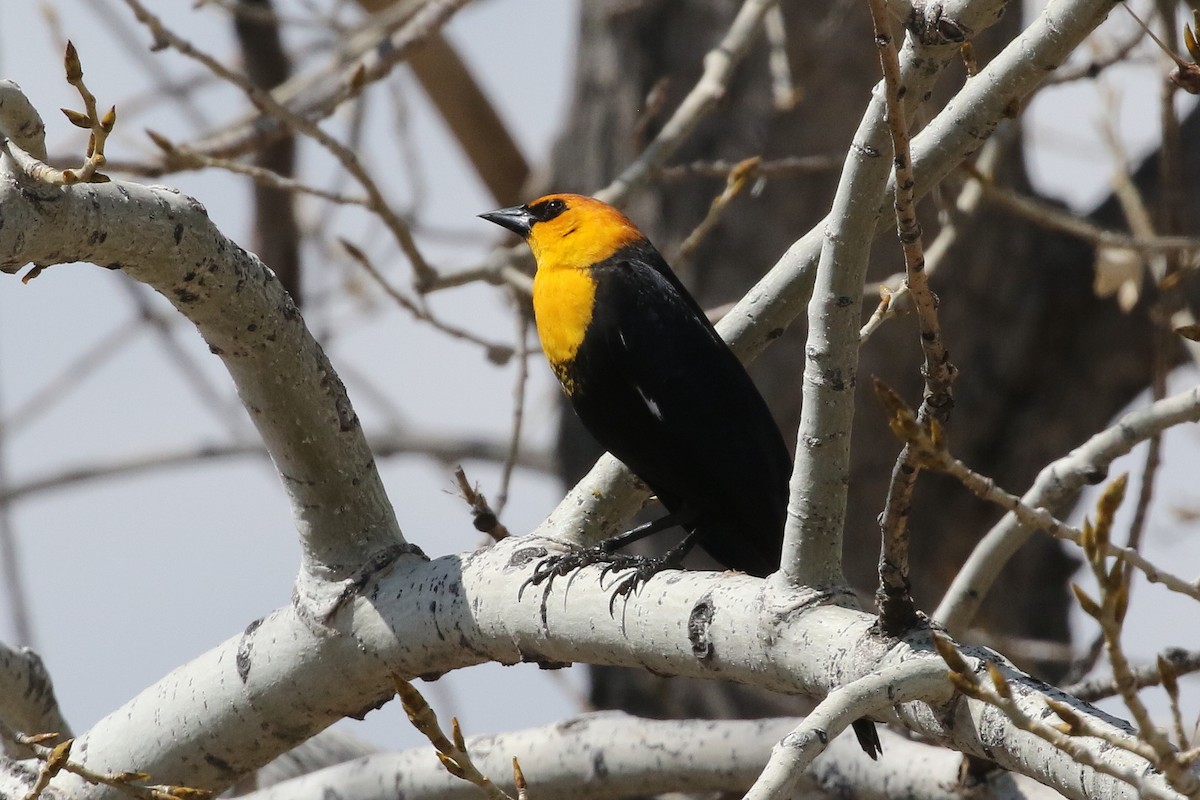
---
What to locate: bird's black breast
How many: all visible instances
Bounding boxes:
[561,242,790,577]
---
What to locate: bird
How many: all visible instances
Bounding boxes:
[480,193,881,759]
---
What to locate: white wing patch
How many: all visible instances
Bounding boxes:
[636,384,663,421]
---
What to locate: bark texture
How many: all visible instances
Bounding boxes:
[549,0,1164,720]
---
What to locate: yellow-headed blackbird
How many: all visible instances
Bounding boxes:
[481,193,880,758]
[482,193,787,577]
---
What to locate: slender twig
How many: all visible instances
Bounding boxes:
[394,678,515,800]
[763,4,800,110]
[453,466,509,542]
[1067,648,1200,703]
[866,0,956,634]
[147,133,371,206]
[0,723,208,800]
[339,239,515,360]
[875,380,1200,604]
[861,136,1004,343]
[1045,23,1149,85]
[119,0,439,288]
[671,156,760,271]
[935,384,1200,633]
[0,435,555,506]
[160,0,461,164]
[967,165,1200,257]
[1157,655,1192,750]
[495,301,531,515]
[594,0,780,207]
[1071,478,1200,795]
[932,636,1185,800]
[657,154,841,181]
[0,317,140,437]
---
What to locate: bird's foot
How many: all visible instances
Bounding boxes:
[519,546,674,612]
[518,544,615,600]
[597,554,674,613]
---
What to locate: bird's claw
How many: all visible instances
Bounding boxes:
[518,546,671,614]
[518,544,611,601]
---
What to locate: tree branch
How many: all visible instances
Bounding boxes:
[235,711,1064,800]
[1,536,1185,799]
[0,112,406,589]
[935,385,1200,633]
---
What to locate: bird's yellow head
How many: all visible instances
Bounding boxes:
[479,193,645,271]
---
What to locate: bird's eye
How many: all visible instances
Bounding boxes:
[530,198,568,222]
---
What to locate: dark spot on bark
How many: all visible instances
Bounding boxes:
[509,546,548,568]
[593,751,609,779]
[174,288,199,303]
[836,295,854,307]
[209,344,224,356]
[203,753,234,775]
[183,271,196,282]
[247,323,258,332]
[173,223,184,244]
[235,618,264,683]
[766,327,785,340]
[688,593,716,660]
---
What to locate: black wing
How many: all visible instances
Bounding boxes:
[564,243,790,577]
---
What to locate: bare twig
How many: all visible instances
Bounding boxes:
[936,384,1200,633]
[0,723,208,800]
[120,0,438,288]
[495,302,531,516]
[1071,477,1200,794]
[146,133,372,207]
[162,0,465,164]
[875,379,1200,604]
[0,432,554,507]
[672,156,761,271]
[453,466,509,542]
[594,0,780,207]
[968,164,1200,258]
[657,154,841,181]
[861,135,1005,342]
[339,239,515,360]
[1068,648,1200,703]
[932,635,1186,800]
[763,4,800,110]
[866,0,956,634]
[394,678,515,800]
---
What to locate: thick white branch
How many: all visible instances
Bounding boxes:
[0,133,406,587]
[0,537,1181,799]
[235,711,1064,800]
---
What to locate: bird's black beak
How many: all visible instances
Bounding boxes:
[479,205,533,238]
